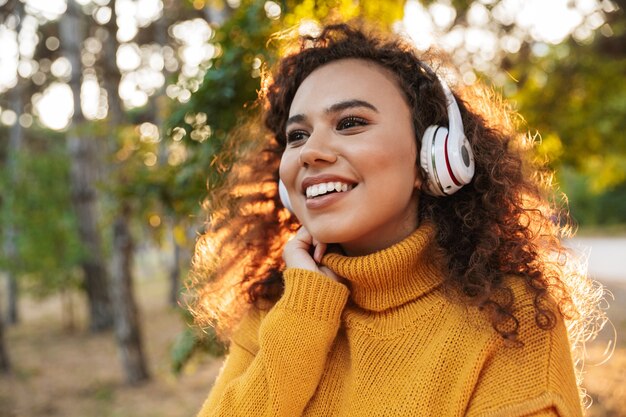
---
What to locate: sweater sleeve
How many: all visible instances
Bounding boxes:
[196,268,349,417]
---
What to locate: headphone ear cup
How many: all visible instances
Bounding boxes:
[278,180,294,214]
[420,124,475,196]
[446,134,475,186]
[420,125,446,197]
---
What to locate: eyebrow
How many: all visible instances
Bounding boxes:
[285,99,379,129]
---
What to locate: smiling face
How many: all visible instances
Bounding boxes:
[279,58,421,256]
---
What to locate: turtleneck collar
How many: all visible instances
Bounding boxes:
[321,222,444,312]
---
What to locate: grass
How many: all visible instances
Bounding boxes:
[1,254,625,417]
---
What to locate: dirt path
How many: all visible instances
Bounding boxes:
[1,273,224,417]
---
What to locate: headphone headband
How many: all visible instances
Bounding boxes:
[438,78,464,146]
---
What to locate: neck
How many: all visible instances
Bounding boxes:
[339,225,418,256]
[339,204,420,256]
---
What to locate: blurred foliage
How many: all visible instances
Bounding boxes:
[561,167,626,226]
[506,5,626,226]
[166,0,280,217]
[512,44,626,191]
[171,322,226,374]
[0,129,83,297]
[282,0,404,26]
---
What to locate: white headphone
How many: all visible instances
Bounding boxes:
[278,74,475,212]
[278,179,294,213]
[419,77,475,197]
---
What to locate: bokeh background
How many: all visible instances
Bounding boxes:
[0,0,624,416]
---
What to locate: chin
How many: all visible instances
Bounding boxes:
[307,228,338,244]
[306,225,355,246]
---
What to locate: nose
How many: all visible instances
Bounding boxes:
[299,130,337,167]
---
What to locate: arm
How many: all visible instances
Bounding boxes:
[196,268,349,417]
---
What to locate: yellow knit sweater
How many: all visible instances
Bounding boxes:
[197,223,583,417]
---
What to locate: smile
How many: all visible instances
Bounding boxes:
[306,182,354,199]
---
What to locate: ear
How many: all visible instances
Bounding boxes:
[413,164,423,189]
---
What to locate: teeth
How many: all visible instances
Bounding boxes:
[305,181,353,199]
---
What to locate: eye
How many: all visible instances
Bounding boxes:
[286,129,309,145]
[337,116,368,131]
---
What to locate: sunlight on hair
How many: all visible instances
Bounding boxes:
[563,245,615,363]
[186,108,300,337]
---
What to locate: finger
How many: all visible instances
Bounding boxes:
[313,242,327,263]
[295,226,313,243]
[319,265,342,283]
[290,227,313,251]
[282,226,318,270]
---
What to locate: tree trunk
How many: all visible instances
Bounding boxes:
[102,0,149,384]
[0,300,10,374]
[169,234,181,307]
[6,276,18,324]
[103,0,123,128]
[153,4,167,163]
[60,0,113,332]
[110,204,150,384]
[5,87,22,325]
[61,287,76,332]
[149,12,181,308]
[2,0,26,327]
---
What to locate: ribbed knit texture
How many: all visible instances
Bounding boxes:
[197,223,583,417]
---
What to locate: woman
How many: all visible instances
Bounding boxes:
[191,23,602,417]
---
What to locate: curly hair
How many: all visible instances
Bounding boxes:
[188,23,604,353]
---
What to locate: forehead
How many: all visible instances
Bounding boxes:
[288,58,407,117]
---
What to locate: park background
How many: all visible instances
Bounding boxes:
[0,0,624,416]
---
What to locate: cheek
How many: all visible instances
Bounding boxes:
[278,159,287,182]
[370,141,417,174]
[278,153,295,183]
[369,143,419,193]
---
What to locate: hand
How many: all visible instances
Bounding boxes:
[282,227,342,282]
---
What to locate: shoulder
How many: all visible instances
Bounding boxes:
[464,276,583,417]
